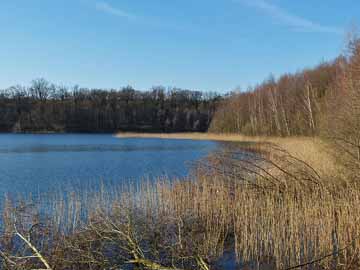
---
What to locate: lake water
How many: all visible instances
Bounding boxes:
[0,134,218,197]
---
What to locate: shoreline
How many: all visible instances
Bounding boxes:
[115,132,271,142]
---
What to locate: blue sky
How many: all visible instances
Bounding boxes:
[0,0,358,92]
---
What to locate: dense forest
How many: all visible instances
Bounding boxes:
[210,38,360,138]
[0,83,220,133]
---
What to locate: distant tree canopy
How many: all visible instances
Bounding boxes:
[0,83,221,133]
[210,40,360,137]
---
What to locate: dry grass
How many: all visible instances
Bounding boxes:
[116,132,271,142]
[3,175,360,269]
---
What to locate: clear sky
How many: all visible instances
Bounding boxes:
[0,0,358,92]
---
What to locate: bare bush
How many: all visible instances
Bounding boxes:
[324,37,360,181]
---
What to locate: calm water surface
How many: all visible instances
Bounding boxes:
[0,134,218,196]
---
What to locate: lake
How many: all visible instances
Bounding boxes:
[0,134,218,197]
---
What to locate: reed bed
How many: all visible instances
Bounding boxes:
[1,140,360,270]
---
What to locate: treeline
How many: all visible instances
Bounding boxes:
[210,38,360,137]
[0,81,221,133]
[2,40,359,136]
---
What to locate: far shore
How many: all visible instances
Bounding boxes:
[115,132,266,142]
[115,132,315,144]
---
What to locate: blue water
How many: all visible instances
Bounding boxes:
[0,134,218,197]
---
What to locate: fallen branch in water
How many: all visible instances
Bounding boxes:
[13,220,52,270]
